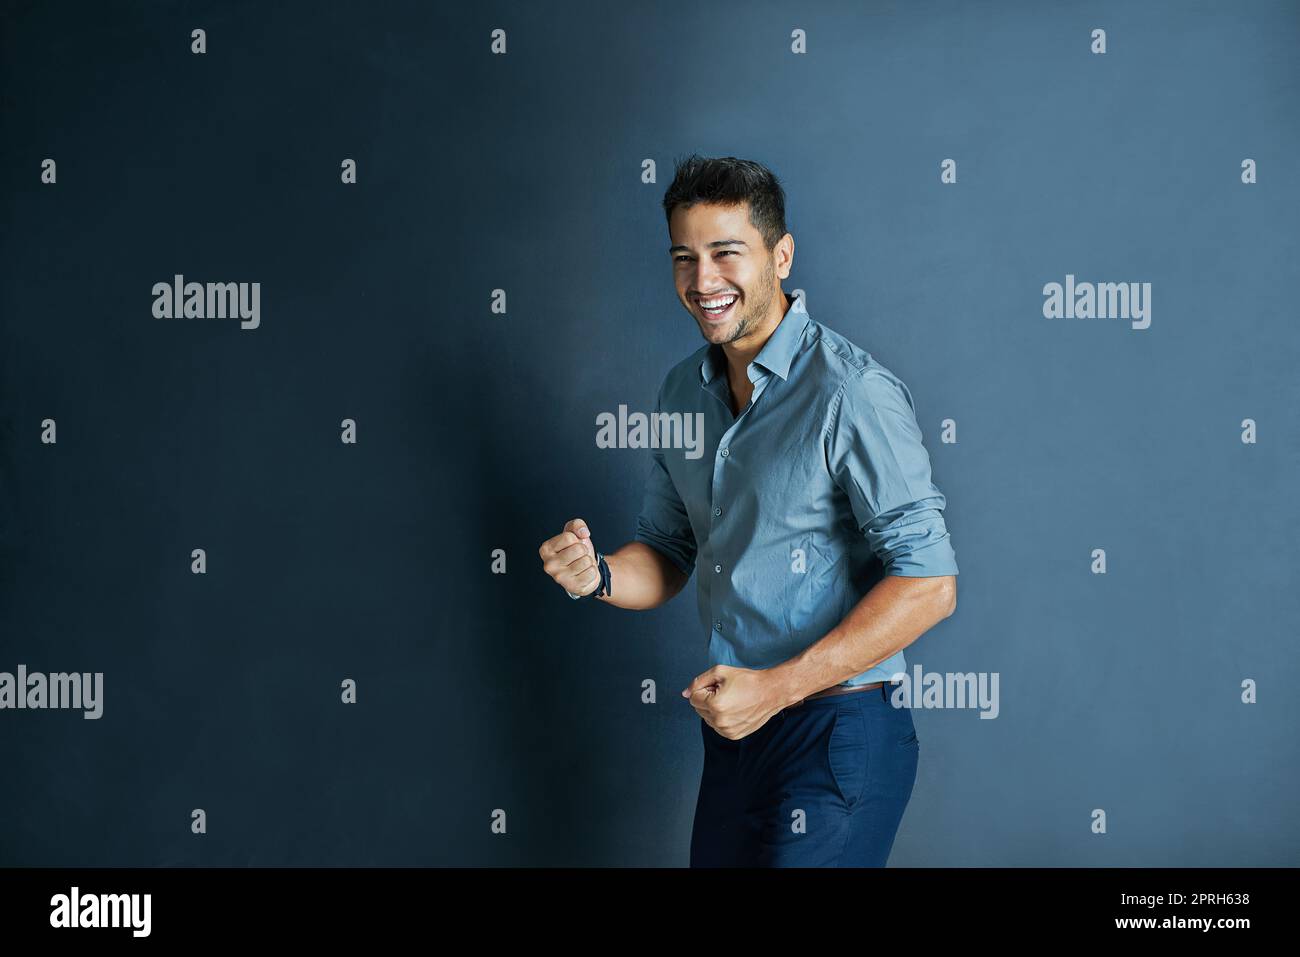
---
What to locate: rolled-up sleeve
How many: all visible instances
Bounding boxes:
[823,368,959,577]
[632,387,698,577]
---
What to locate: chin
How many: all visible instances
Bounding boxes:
[699,321,737,344]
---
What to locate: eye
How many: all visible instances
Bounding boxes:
[674,250,739,263]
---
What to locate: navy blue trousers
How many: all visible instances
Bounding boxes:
[689,682,919,867]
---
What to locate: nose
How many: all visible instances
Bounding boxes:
[692,257,727,296]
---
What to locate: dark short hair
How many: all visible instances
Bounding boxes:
[662,154,788,252]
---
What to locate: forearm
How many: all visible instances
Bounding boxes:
[768,575,957,707]
[596,542,690,610]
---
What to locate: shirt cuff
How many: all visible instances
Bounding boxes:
[633,530,696,578]
[866,506,959,577]
[883,537,960,577]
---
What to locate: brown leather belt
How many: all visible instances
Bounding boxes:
[791,681,882,707]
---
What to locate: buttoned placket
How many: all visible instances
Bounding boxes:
[700,361,774,641]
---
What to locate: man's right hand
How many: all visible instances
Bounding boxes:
[538,518,601,597]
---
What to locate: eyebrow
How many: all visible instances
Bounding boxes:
[668,239,749,255]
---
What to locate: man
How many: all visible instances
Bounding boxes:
[538,154,958,867]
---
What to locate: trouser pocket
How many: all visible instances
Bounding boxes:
[825,703,869,809]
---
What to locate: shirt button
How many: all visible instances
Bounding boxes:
[720,448,729,457]
[714,621,722,631]
[713,507,722,516]
[714,564,722,573]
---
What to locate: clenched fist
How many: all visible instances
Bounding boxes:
[538,518,601,597]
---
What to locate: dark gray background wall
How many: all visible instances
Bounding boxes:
[1,0,1296,866]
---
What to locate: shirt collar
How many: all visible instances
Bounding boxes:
[699,290,811,385]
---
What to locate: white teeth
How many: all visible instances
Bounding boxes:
[701,295,737,310]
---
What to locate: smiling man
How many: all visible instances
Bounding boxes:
[538,154,958,867]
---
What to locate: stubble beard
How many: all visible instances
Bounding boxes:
[697,259,777,347]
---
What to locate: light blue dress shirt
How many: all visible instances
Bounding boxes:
[633,290,958,686]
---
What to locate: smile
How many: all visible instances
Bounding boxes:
[697,293,738,321]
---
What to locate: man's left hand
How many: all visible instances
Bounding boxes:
[681,665,790,740]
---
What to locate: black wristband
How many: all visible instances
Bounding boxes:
[587,552,612,599]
